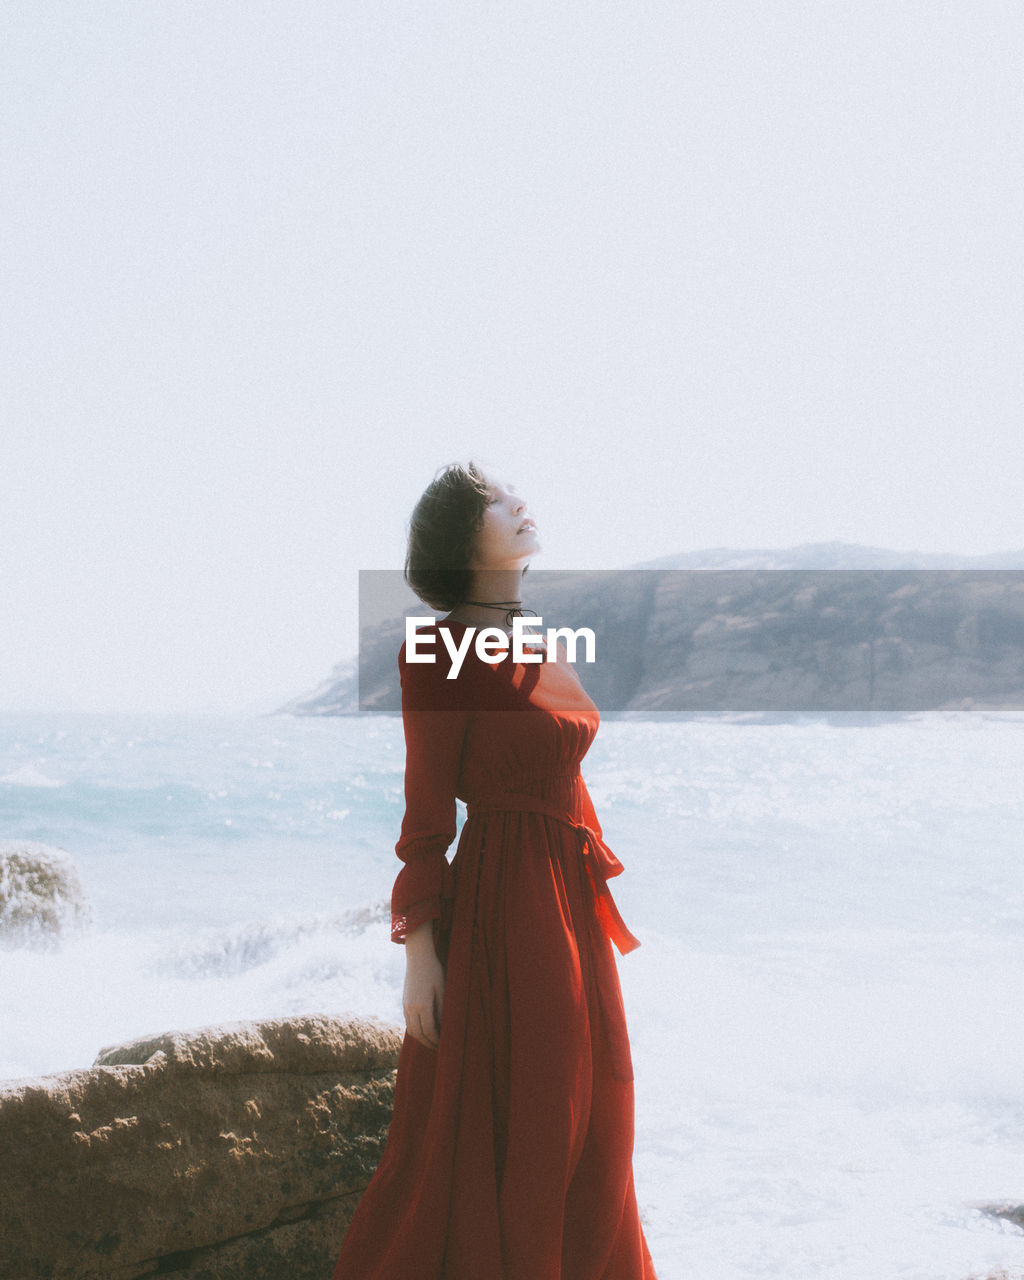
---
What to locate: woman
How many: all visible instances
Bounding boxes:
[331,461,658,1279]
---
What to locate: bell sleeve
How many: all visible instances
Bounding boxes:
[390,637,471,944]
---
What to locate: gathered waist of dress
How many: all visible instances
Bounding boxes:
[465,770,585,823]
[464,772,641,956]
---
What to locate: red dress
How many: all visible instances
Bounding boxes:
[331,620,658,1280]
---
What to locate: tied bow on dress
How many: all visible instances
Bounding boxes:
[459,790,640,955]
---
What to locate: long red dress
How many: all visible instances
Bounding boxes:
[331,619,658,1280]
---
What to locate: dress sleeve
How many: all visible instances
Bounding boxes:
[390,637,471,944]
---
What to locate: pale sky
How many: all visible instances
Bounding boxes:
[2,2,1021,714]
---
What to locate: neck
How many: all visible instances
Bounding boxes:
[450,567,529,630]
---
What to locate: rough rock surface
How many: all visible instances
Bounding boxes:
[0,1013,403,1280]
[973,1203,1024,1232]
[0,840,92,949]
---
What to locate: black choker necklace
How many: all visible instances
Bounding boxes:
[463,599,540,629]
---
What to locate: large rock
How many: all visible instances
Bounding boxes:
[0,840,92,949]
[0,1013,403,1280]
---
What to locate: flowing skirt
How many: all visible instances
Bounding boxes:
[331,806,658,1280]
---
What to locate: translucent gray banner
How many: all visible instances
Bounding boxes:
[354,569,1024,715]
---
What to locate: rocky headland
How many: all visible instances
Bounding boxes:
[280,543,1024,717]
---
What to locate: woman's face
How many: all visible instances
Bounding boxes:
[469,473,540,570]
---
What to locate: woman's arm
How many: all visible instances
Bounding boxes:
[391,633,470,1047]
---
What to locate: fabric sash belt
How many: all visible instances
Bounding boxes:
[464,790,641,956]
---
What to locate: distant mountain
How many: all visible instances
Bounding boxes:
[629,540,1024,571]
[276,543,1024,718]
[276,656,358,718]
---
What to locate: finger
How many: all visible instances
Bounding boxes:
[410,1010,437,1051]
[419,1009,439,1049]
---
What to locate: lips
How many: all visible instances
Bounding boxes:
[518,520,536,534]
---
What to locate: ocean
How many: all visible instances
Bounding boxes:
[2,708,1023,1280]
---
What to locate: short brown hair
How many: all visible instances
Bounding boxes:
[404,460,491,611]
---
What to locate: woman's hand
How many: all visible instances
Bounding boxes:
[402,920,445,1050]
